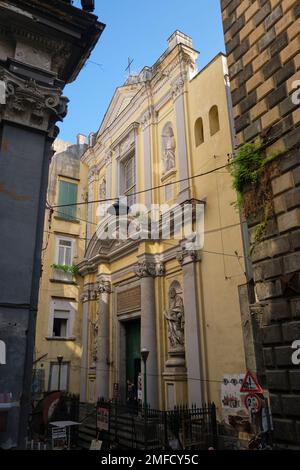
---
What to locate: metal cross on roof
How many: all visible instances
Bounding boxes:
[125,57,134,76]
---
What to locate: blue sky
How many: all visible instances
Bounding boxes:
[60,0,225,142]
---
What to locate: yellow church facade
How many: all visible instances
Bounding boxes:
[76,31,247,414]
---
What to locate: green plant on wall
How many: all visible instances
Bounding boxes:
[52,264,79,276]
[229,142,277,250]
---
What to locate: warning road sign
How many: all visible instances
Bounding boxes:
[240,371,263,394]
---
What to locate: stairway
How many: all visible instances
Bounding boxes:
[77,403,161,450]
[77,402,97,450]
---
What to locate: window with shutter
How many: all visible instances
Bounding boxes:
[58,180,78,220]
[122,154,136,206]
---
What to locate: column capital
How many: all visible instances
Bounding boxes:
[135,259,165,278]
[97,280,111,294]
[140,106,155,130]
[171,73,188,101]
[176,246,201,266]
[80,283,99,302]
[0,67,68,138]
[80,290,90,303]
[88,165,98,183]
[104,148,113,165]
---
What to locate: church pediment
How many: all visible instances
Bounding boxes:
[78,229,139,275]
[98,85,140,134]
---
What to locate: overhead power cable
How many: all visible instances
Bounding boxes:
[50,159,234,210]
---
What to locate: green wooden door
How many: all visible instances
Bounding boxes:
[125,320,141,398]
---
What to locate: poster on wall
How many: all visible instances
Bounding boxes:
[221,374,245,412]
[97,407,109,431]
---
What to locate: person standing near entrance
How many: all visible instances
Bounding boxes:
[126,380,136,406]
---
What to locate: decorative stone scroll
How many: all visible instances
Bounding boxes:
[176,244,201,266]
[0,68,68,136]
[134,260,165,278]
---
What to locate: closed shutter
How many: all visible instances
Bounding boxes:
[58,181,78,220]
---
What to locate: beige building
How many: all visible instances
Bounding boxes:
[73,31,248,418]
[34,137,88,397]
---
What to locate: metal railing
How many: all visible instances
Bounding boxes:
[93,399,218,450]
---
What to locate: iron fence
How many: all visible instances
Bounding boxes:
[95,399,217,450]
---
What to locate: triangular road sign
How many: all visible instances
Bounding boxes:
[240,371,263,393]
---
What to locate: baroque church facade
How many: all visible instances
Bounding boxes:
[36,31,248,418]
[77,31,247,412]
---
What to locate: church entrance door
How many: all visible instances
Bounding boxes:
[125,319,141,403]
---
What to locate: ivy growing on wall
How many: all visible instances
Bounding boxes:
[229,142,278,250]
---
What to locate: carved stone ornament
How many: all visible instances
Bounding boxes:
[164,284,185,350]
[97,280,111,294]
[99,178,106,200]
[91,311,99,364]
[80,283,99,302]
[171,75,187,101]
[88,166,98,183]
[134,260,165,278]
[141,107,154,130]
[162,125,176,175]
[104,149,113,165]
[176,247,200,266]
[80,290,90,303]
[0,68,68,136]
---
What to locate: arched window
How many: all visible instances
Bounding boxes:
[209,105,220,136]
[161,123,176,175]
[194,118,204,146]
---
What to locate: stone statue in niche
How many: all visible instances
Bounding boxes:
[162,125,176,175]
[92,311,99,364]
[164,285,185,349]
[99,177,106,200]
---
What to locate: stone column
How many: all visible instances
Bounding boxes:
[135,260,164,408]
[87,166,97,242]
[95,279,111,400]
[172,75,190,203]
[105,150,113,199]
[80,290,90,403]
[177,247,203,407]
[141,108,154,208]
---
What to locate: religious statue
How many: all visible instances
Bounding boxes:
[164,286,185,349]
[91,312,99,364]
[99,177,106,200]
[162,126,176,174]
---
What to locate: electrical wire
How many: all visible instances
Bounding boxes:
[34,357,225,385]
[50,159,234,210]
[49,132,300,212]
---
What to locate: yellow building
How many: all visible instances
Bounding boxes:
[34,137,88,396]
[76,31,247,418]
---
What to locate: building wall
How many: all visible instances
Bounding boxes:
[34,137,88,397]
[78,32,247,421]
[221,0,300,447]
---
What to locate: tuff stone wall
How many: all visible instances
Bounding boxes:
[221,0,300,447]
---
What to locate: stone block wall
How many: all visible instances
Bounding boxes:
[221,0,300,447]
